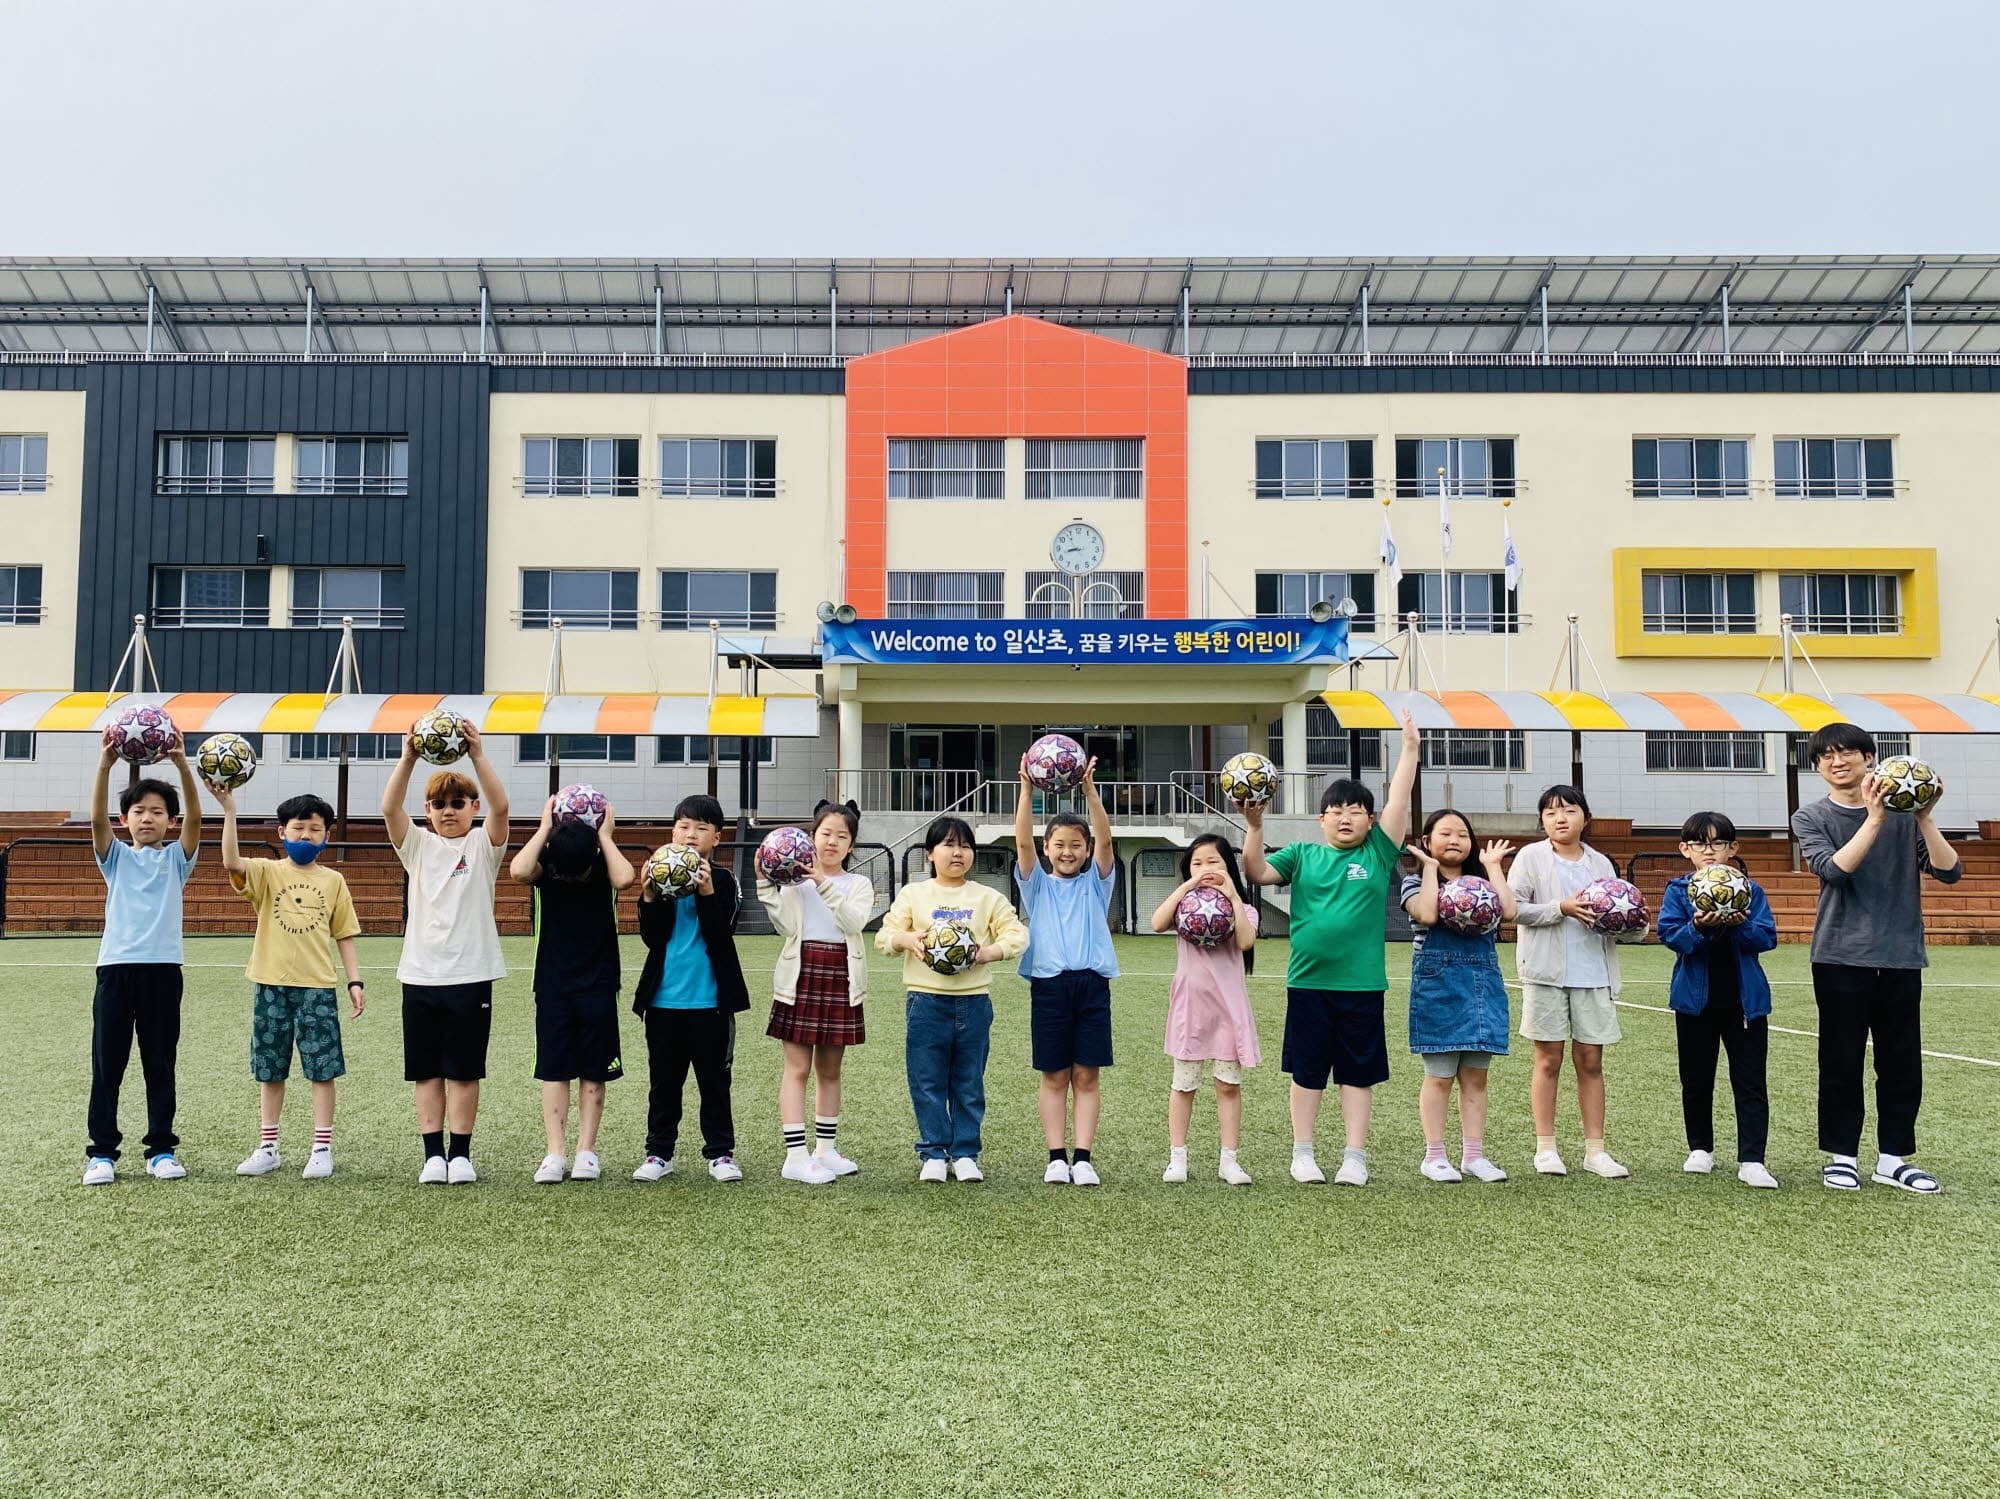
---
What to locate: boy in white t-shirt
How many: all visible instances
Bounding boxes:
[382,722,509,1185]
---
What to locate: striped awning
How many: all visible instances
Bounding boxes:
[0,691,823,737]
[1321,690,2000,734]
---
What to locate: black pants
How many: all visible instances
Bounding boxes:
[1674,990,1769,1162]
[643,1008,735,1161]
[87,964,183,1161]
[1812,962,1923,1157]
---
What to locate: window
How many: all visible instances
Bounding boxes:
[289,733,397,761]
[1779,573,1902,635]
[1795,732,1909,769]
[0,565,42,626]
[656,734,775,766]
[887,571,1004,620]
[1774,438,1894,499]
[0,435,48,493]
[296,437,409,496]
[1024,440,1143,500]
[521,437,639,497]
[1305,706,1382,770]
[1632,439,1749,499]
[1024,570,1144,620]
[157,436,275,495]
[0,731,33,761]
[888,439,1003,500]
[291,568,405,629]
[1421,730,1526,772]
[1395,438,1515,498]
[1646,732,1769,772]
[659,570,777,631]
[1256,571,1377,633]
[516,734,638,764]
[659,438,775,498]
[1641,571,1756,634]
[520,569,640,630]
[1254,439,1375,499]
[152,567,270,628]
[1396,573,1519,634]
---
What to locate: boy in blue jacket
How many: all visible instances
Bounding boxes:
[1657,811,1778,1189]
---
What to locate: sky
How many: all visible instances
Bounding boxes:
[4,0,1996,257]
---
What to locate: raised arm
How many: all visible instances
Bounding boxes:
[217,785,246,876]
[598,805,636,891]
[1239,800,1283,888]
[381,734,419,846]
[1379,710,1420,848]
[171,746,203,859]
[1484,841,1518,921]
[90,737,117,861]
[1403,844,1441,926]
[1082,757,1115,877]
[1824,777,1888,878]
[464,723,509,849]
[509,796,556,883]
[1014,756,1038,880]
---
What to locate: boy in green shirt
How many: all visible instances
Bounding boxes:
[1243,711,1419,1186]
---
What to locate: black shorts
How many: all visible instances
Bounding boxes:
[1282,987,1389,1091]
[402,981,494,1083]
[1029,970,1114,1073]
[535,989,624,1083]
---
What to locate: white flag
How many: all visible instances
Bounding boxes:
[1379,509,1402,587]
[1438,483,1454,561]
[1503,511,1522,591]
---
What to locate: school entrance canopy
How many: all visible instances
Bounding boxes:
[1319,690,2000,735]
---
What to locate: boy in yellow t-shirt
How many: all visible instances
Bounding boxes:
[216,786,363,1180]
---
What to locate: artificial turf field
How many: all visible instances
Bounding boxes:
[2,934,1996,1499]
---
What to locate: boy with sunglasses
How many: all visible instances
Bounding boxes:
[383,722,510,1185]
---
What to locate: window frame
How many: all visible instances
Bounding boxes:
[655,734,776,767]
[1255,570,1378,633]
[1396,572,1521,634]
[1419,730,1527,772]
[658,569,778,632]
[288,733,399,762]
[657,437,777,499]
[0,730,34,762]
[1304,707,1383,771]
[1254,438,1376,500]
[0,435,49,494]
[295,436,410,496]
[1644,731,1770,773]
[521,436,642,498]
[1394,437,1516,498]
[1773,437,1896,500]
[1778,572,1904,636]
[886,439,1005,501]
[291,566,406,630]
[151,566,272,629]
[0,564,43,626]
[885,570,1005,620]
[155,436,277,496]
[1023,439,1144,501]
[518,568,641,631]
[1640,570,1757,634]
[516,734,639,765]
[1631,437,1751,500]
[1023,570,1145,620]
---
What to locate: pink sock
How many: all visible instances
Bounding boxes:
[1424,1142,1447,1163]
[1463,1137,1484,1161]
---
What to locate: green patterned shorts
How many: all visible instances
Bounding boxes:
[251,984,347,1084]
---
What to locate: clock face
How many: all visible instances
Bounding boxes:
[1050,522,1106,577]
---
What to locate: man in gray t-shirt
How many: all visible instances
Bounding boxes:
[1791,724,1959,1196]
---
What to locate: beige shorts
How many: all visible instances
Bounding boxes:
[1520,984,1621,1046]
[1171,1057,1244,1091]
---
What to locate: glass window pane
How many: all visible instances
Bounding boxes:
[688,571,748,617]
[1282,441,1315,486]
[525,439,550,482]
[689,440,721,488]
[662,440,688,486]
[1458,440,1489,489]
[551,570,609,615]
[1724,440,1748,486]
[1319,441,1346,490]
[556,439,586,480]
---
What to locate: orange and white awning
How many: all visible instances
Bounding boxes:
[1321,690,2000,735]
[0,691,823,738]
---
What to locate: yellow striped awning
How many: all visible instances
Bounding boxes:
[1319,690,2000,735]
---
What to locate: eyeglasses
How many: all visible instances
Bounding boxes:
[428,797,471,810]
[1682,840,1737,851]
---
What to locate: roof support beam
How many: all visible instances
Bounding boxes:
[1844,262,1926,354]
[1675,266,1741,353]
[136,266,185,354]
[1504,264,1558,353]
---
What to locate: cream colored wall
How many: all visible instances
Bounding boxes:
[1188,390,2000,694]
[0,390,87,687]
[484,392,845,693]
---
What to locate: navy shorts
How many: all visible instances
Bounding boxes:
[1282,987,1389,1090]
[534,989,624,1084]
[1029,970,1114,1072]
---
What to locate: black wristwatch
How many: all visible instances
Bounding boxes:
[347,979,366,989]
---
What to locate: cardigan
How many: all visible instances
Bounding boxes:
[759,872,874,1006]
[1506,839,1640,994]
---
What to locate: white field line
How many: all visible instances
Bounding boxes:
[1611,999,2000,1069]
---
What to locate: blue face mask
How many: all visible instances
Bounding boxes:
[283,838,324,865]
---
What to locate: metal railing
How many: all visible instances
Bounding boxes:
[657,478,783,500]
[293,476,410,496]
[150,606,273,629]
[0,475,50,493]
[1189,350,2000,369]
[519,476,644,498]
[291,608,406,629]
[1250,479,1378,500]
[0,835,281,938]
[155,475,277,495]
[829,771,1248,824]
[0,604,46,626]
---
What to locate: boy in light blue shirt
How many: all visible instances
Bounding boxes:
[1014,754,1118,1185]
[83,734,202,1185]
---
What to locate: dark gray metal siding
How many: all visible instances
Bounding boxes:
[1187,365,2000,395]
[490,366,844,395]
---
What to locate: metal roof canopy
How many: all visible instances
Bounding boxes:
[2,255,1999,359]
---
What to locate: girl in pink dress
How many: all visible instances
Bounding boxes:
[1149,834,1262,1185]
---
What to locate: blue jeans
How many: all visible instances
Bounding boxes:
[905,990,992,1161]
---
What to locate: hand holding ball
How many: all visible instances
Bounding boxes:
[106,705,180,766]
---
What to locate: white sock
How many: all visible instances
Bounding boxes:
[1291,1141,1316,1161]
[1169,1145,1188,1163]
[1219,1147,1237,1163]
[1877,1152,1904,1175]
[1342,1147,1367,1169]
[1833,1153,1859,1168]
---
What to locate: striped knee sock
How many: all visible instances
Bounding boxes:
[311,1126,332,1152]
[259,1123,279,1149]
[814,1115,840,1153]
[784,1123,807,1160]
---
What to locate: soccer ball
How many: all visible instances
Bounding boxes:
[193,732,258,791]
[105,704,180,765]
[919,919,981,976]
[1217,751,1279,808]
[1024,733,1088,793]
[552,783,607,829]
[408,708,471,766]
[643,843,703,899]
[1875,755,1942,814]
[1575,877,1648,935]
[757,825,817,885]
[1437,876,1504,938]
[1687,864,1753,922]
[1175,885,1236,947]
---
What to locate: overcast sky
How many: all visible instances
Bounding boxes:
[6,0,1995,257]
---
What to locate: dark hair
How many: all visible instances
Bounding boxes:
[923,815,976,854]
[1679,810,1739,844]
[1179,833,1255,975]
[811,799,860,840]
[1807,721,1875,765]
[119,778,179,819]
[1319,777,1375,815]
[673,794,726,829]
[1418,807,1503,886]
[543,820,601,879]
[1536,784,1591,821]
[1045,811,1091,844]
[276,793,335,829]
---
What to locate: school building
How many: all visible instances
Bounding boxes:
[4,255,2000,852]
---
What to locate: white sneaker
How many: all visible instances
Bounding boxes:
[1420,1157,1463,1183]
[82,1157,115,1186]
[1044,1158,1072,1184]
[302,1146,334,1180]
[1070,1160,1101,1187]
[631,1155,674,1182]
[781,1154,835,1185]
[708,1156,745,1183]
[919,1158,949,1184]
[534,1153,567,1185]
[1334,1156,1369,1187]
[1462,1156,1509,1183]
[1162,1155,1189,1184]
[419,1154,449,1185]
[1289,1155,1326,1185]
[145,1154,186,1180]
[1582,1151,1630,1179]
[814,1145,860,1177]
[1684,1149,1715,1175]
[1218,1158,1254,1187]
[571,1150,601,1181]
[1533,1150,1567,1176]
[446,1156,478,1185]
[1738,1161,1779,1190]
[236,1144,282,1177]
[953,1156,985,1183]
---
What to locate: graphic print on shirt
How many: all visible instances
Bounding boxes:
[1344,862,1373,881]
[450,855,468,879]
[271,872,331,935]
[930,906,975,923]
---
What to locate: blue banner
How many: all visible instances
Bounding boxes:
[820,616,1348,666]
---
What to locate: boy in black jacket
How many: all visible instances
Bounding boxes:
[632,796,749,1182]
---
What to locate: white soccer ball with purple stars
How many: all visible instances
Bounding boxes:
[1575,877,1648,935]
[1436,876,1504,938]
[1175,885,1236,948]
[105,704,180,766]
[408,708,471,766]
[757,825,817,886]
[552,782,608,829]
[1024,733,1088,793]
